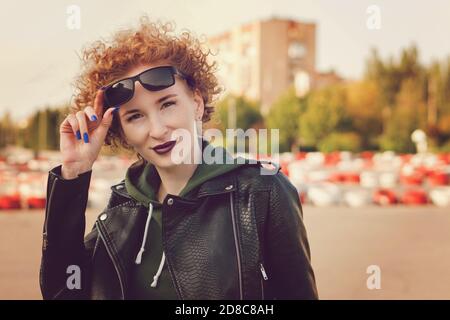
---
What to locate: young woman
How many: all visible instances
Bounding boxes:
[40,16,318,300]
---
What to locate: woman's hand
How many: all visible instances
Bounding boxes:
[59,89,117,179]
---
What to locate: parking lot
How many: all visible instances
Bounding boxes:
[1,205,450,300]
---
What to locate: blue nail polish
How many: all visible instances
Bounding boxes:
[83,132,89,143]
[76,130,81,140]
[91,115,98,121]
[113,107,120,113]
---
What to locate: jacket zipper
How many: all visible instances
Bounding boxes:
[43,176,58,249]
[96,220,126,299]
[164,251,184,300]
[260,263,268,300]
[260,278,264,300]
[159,205,184,300]
[260,263,268,280]
[229,192,243,300]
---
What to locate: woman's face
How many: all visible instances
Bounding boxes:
[115,62,204,169]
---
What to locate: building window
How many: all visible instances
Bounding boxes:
[288,41,306,59]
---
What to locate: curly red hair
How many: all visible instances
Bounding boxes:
[71,15,223,154]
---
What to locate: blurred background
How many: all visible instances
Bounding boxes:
[1,0,450,299]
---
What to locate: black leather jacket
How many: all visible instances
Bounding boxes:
[40,161,318,300]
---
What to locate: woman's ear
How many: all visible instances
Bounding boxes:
[193,89,205,120]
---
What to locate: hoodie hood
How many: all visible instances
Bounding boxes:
[125,138,249,208]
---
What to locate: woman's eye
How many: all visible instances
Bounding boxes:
[126,102,175,121]
[162,101,175,109]
[126,114,142,122]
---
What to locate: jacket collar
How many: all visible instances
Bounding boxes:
[110,168,238,202]
[197,172,236,197]
[110,157,276,202]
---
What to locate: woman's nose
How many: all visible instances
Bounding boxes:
[133,82,168,139]
[147,109,168,139]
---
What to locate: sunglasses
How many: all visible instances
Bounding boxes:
[101,66,190,108]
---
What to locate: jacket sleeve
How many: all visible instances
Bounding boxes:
[39,164,98,300]
[265,172,318,300]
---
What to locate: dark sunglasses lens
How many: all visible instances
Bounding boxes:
[140,67,175,91]
[105,79,134,106]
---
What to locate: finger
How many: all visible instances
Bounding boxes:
[96,107,116,137]
[66,114,82,140]
[60,114,81,140]
[84,105,98,122]
[93,107,116,142]
[75,110,90,143]
[93,89,105,120]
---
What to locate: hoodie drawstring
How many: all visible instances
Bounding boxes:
[134,202,166,288]
[151,251,166,287]
[135,202,153,265]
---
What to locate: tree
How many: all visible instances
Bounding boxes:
[365,45,425,137]
[318,132,362,152]
[213,94,263,132]
[0,111,16,148]
[380,78,427,152]
[265,86,303,152]
[346,80,383,149]
[299,84,349,148]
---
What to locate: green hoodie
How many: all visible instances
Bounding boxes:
[124,138,250,300]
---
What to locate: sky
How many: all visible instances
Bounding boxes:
[1,0,450,121]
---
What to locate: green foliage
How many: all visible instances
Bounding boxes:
[439,139,450,152]
[345,80,383,149]
[0,112,16,148]
[318,132,362,152]
[363,45,450,151]
[264,45,450,153]
[20,104,70,152]
[379,79,427,152]
[299,84,350,146]
[265,86,303,152]
[214,94,263,132]
[365,46,425,107]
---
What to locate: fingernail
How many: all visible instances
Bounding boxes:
[76,130,81,140]
[113,107,120,114]
[83,132,89,143]
[91,115,98,121]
